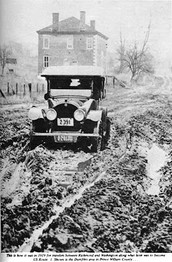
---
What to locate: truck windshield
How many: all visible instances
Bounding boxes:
[50,78,93,89]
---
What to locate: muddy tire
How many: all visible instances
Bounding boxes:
[91,136,105,152]
[105,117,111,143]
[91,121,105,152]
[81,139,89,152]
[91,137,101,153]
[30,135,41,149]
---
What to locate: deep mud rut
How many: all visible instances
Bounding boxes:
[1,80,172,253]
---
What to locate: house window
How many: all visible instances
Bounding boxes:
[43,36,50,49]
[87,37,93,49]
[43,56,49,67]
[67,36,73,49]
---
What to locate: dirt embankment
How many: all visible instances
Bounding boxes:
[1,80,172,253]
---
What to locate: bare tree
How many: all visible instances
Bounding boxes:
[117,31,126,73]
[117,23,154,81]
[0,45,11,75]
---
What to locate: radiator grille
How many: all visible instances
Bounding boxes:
[53,103,81,131]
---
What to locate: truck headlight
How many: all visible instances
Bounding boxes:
[28,107,42,120]
[46,109,57,121]
[74,109,85,121]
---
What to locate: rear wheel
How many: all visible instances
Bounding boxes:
[105,117,111,143]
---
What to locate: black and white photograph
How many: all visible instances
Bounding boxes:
[0,0,172,261]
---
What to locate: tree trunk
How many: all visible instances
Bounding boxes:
[1,66,4,76]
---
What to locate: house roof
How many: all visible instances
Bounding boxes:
[37,16,108,40]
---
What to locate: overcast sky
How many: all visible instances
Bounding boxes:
[0,0,171,69]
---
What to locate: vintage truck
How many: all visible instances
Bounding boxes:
[28,66,110,152]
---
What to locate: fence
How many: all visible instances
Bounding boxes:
[0,76,127,100]
[105,75,127,88]
[0,81,46,99]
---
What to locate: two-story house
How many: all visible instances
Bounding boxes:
[37,11,108,74]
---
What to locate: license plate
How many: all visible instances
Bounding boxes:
[54,135,76,143]
[57,118,74,126]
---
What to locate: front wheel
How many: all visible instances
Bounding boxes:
[30,135,41,149]
[91,136,105,153]
[91,121,105,152]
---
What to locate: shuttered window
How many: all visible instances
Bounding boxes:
[67,36,73,49]
[43,56,49,67]
[87,37,93,49]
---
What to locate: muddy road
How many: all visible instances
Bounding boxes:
[1,78,172,253]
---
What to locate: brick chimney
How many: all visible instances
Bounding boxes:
[80,11,86,30]
[90,20,95,31]
[52,13,59,31]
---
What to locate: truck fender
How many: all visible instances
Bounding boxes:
[28,106,44,120]
[86,110,102,122]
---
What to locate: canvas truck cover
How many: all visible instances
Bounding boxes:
[41,66,104,77]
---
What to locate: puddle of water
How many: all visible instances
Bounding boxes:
[146,144,167,195]
[18,170,105,252]
[1,162,23,197]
